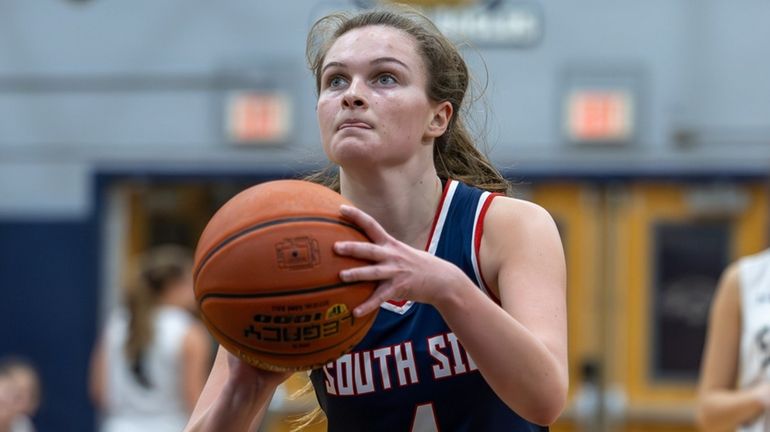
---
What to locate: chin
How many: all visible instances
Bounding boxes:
[328,139,380,165]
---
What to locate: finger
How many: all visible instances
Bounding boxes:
[334,241,387,262]
[340,264,392,283]
[340,205,390,244]
[354,281,394,317]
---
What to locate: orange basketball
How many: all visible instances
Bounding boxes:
[193,180,378,371]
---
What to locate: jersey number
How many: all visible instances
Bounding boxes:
[411,403,439,431]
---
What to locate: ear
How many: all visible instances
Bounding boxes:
[425,101,453,139]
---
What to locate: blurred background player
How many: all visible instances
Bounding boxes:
[89,245,212,432]
[697,250,770,432]
[0,357,40,432]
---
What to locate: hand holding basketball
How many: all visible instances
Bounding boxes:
[193,180,378,371]
[334,204,468,317]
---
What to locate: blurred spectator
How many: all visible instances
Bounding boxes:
[89,245,212,432]
[0,356,40,432]
[697,251,770,432]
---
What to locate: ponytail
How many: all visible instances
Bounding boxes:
[124,245,191,388]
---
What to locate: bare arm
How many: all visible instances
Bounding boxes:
[696,263,770,431]
[180,323,213,414]
[439,199,567,425]
[337,200,568,425]
[88,334,107,411]
[184,345,290,432]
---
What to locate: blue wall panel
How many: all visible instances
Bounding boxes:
[0,221,97,432]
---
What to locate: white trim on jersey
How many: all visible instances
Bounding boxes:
[427,180,458,255]
[379,180,459,315]
[380,300,415,314]
[471,191,493,298]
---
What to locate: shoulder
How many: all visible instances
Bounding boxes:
[158,306,194,328]
[182,320,211,358]
[479,196,563,292]
[710,261,742,320]
[107,307,129,324]
[738,248,770,270]
[484,196,559,242]
[736,248,770,288]
[104,308,129,338]
[154,308,202,350]
[714,250,770,314]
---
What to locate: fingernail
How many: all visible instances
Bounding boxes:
[354,307,364,317]
[339,270,350,281]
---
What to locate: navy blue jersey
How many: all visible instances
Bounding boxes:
[310,180,548,431]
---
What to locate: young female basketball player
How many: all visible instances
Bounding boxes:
[697,253,770,432]
[90,245,212,432]
[186,6,568,431]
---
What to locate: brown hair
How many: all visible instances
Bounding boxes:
[296,8,510,429]
[305,5,510,195]
[124,245,192,388]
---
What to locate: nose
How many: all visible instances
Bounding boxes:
[342,79,368,109]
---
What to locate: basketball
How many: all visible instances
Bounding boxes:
[193,180,378,371]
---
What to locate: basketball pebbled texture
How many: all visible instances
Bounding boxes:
[193,180,377,371]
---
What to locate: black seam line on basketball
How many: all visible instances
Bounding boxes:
[194,216,368,279]
[198,281,363,302]
[211,312,374,357]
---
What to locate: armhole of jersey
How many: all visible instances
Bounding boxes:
[424,179,457,254]
[382,179,457,314]
[471,192,502,305]
[737,253,766,334]
[737,258,749,339]
[735,253,764,384]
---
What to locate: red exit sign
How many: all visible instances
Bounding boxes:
[565,89,634,143]
[226,91,291,145]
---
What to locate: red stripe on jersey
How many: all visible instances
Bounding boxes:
[387,299,408,307]
[474,193,503,305]
[423,178,452,252]
[386,179,452,308]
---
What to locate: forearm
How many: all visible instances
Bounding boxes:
[185,381,274,432]
[697,388,767,432]
[434,279,567,425]
[88,340,107,410]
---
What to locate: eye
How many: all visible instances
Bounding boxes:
[327,75,347,89]
[376,74,397,86]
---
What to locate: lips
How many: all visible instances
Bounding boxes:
[337,119,373,130]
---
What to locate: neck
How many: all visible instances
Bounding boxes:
[340,164,443,249]
[157,290,187,310]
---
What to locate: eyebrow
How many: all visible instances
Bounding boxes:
[321,57,411,74]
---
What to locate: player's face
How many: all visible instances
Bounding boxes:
[9,369,36,414]
[0,375,13,409]
[317,25,437,168]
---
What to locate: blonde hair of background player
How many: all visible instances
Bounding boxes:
[89,245,211,413]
